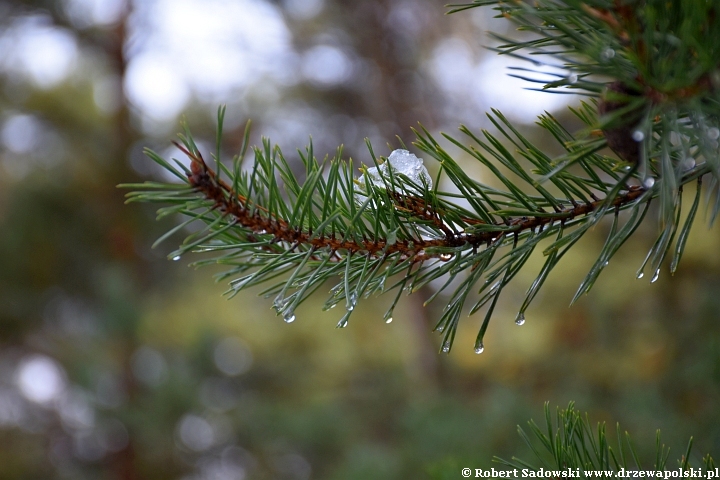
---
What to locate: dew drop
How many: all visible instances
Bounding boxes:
[567,73,578,84]
[283,311,296,323]
[385,317,393,324]
[708,127,720,140]
[337,318,348,328]
[682,157,696,171]
[637,271,644,279]
[632,130,645,142]
[515,313,526,326]
[437,326,444,333]
[346,292,357,311]
[474,343,485,354]
[604,261,609,266]
[651,269,660,283]
[642,177,656,189]
[601,47,615,60]
[441,342,450,353]
[330,303,337,309]
[273,295,286,312]
[172,255,181,261]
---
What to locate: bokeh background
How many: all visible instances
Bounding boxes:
[0,0,719,479]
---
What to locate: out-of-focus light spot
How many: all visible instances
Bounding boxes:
[43,293,97,337]
[125,0,293,125]
[428,37,475,94]
[73,431,106,461]
[124,54,190,122]
[95,372,127,409]
[1,114,41,154]
[222,446,257,478]
[283,0,324,20]
[302,45,353,86]
[15,355,67,404]
[273,453,311,480]
[57,388,95,430]
[63,0,126,28]
[426,37,573,124]
[0,112,66,179]
[93,75,123,115]
[386,1,425,37]
[130,346,168,387]
[177,414,215,451]
[0,388,26,426]
[98,418,130,452]
[473,55,572,123]
[0,16,79,88]
[214,337,253,376]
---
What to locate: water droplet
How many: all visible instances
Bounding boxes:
[632,130,645,142]
[651,269,660,283]
[283,310,296,323]
[474,343,485,354]
[643,177,656,189]
[346,292,357,311]
[437,326,444,333]
[604,261,609,266]
[637,271,644,279]
[601,47,615,60]
[440,253,452,261]
[567,73,578,84]
[708,127,720,140]
[337,318,348,328]
[273,295,288,312]
[330,303,337,309]
[442,342,450,353]
[682,157,696,171]
[172,255,181,261]
[385,317,393,324]
[515,313,526,326]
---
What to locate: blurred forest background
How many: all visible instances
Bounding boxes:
[0,0,719,479]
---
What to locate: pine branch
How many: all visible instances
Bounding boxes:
[494,403,715,475]
[121,106,709,353]
[122,1,720,353]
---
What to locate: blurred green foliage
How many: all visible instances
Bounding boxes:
[0,1,718,479]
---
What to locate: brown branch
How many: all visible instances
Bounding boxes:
[177,143,648,262]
